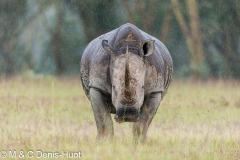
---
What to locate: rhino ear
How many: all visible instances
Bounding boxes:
[102,40,114,55]
[142,40,155,56]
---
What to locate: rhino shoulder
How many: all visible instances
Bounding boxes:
[80,30,118,96]
[140,30,173,97]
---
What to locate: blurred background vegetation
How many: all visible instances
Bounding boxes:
[0,0,240,79]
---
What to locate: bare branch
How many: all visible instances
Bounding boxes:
[120,0,134,23]
[160,7,174,42]
[186,0,204,63]
[171,0,190,38]
[229,0,240,25]
[144,0,157,33]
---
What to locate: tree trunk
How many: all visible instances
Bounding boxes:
[76,1,95,43]
[52,2,64,76]
[160,7,174,43]
[186,0,204,75]
[121,0,135,23]
[171,0,204,79]
[120,0,156,34]
[0,47,15,76]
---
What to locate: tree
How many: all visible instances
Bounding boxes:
[159,7,174,43]
[51,1,65,76]
[171,0,204,79]
[120,0,173,42]
[0,0,27,75]
[213,0,240,78]
[68,0,120,43]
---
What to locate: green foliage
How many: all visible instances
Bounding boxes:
[0,0,27,75]
[68,0,121,42]
[200,0,240,78]
[60,8,85,74]
[0,0,239,78]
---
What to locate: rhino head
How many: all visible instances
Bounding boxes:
[102,36,155,123]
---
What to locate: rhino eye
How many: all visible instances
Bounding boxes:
[112,86,115,89]
[142,86,145,89]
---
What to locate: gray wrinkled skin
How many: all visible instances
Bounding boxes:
[80,23,173,143]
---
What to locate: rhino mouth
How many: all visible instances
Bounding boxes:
[114,107,140,123]
[114,114,140,123]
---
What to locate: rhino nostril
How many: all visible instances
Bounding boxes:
[114,114,119,119]
[137,116,140,121]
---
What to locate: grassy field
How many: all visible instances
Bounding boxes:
[0,76,240,159]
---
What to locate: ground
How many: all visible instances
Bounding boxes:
[0,76,240,159]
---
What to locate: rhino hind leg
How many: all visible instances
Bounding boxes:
[133,92,162,144]
[89,88,114,140]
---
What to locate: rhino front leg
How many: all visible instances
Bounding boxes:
[133,92,162,143]
[89,88,114,140]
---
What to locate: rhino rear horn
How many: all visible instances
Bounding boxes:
[142,40,155,56]
[102,40,115,55]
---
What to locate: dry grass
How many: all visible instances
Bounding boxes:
[0,77,240,159]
